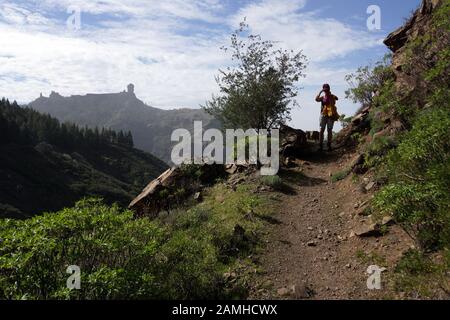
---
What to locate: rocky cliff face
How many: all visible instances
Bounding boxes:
[384,0,440,52]
[28,86,220,164]
[384,0,446,98]
[337,0,447,146]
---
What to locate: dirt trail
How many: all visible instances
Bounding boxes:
[250,149,414,300]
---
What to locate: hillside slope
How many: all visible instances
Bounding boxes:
[28,85,220,164]
[0,98,168,218]
[0,0,447,300]
[250,0,449,299]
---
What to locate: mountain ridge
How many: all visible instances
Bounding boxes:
[29,85,220,164]
[0,98,168,218]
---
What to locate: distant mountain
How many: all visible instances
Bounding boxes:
[0,98,168,218]
[28,84,220,164]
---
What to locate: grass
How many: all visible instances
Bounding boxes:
[351,173,360,184]
[259,175,284,190]
[356,249,387,266]
[393,249,450,298]
[331,168,351,182]
[167,182,276,293]
[181,183,276,298]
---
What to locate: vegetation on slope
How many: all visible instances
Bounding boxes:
[0,182,274,299]
[345,1,450,297]
[28,90,219,164]
[0,98,168,218]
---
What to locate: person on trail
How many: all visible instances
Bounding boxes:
[315,83,339,151]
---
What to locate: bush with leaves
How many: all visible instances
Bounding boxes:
[0,198,223,299]
[0,180,274,300]
[344,1,450,296]
[345,54,394,108]
[372,3,450,251]
[203,21,307,129]
[260,175,284,190]
[373,108,450,250]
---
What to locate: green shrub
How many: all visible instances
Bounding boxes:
[347,3,450,294]
[260,175,284,190]
[345,54,394,107]
[367,110,385,136]
[355,250,386,265]
[393,249,448,297]
[179,163,203,179]
[0,181,274,300]
[366,136,397,156]
[232,135,278,163]
[0,198,223,299]
[373,77,415,121]
[395,249,433,275]
[364,135,398,168]
[350,132,364,145]
[331,169,350,182]
[374,108,450,250]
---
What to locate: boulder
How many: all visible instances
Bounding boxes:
[34,142,54,154]
[129,164,227,217]
[305,131,312,140]
[225,163,257,176]
[277,283,313,299]
[384,16,416,53]
[351,113,366,125]
[337,1,443,149]
[305,131,320,141]
[128,167,180,217]
[354,223,381,237]
[193,192,202,201]
[311,131,320,141]
[335,110,371,146]
[384,0,438,52]
[293,283,313,299]
[365,181,376,192]
[381,215,395,226]
[354,215,395,237]
[350,154,364,168]
[280,124,308,158]
[225,164,238,175]
[277,287,291,297]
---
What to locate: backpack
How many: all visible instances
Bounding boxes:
[322,95,340,121]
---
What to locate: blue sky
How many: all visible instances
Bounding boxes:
[0,0,421,130]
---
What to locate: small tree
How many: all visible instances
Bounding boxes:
[203,21,307,129]
[345,54,394,107]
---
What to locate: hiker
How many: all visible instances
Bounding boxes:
[315,83,339,151]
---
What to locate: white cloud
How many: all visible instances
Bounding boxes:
[0,2,54,27]
[231,0,379,62]
[34,0,223,22]
[0,0,382,130]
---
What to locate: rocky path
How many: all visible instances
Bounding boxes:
[249,149,414,300]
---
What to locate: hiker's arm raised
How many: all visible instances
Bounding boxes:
[315,90,323,102]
